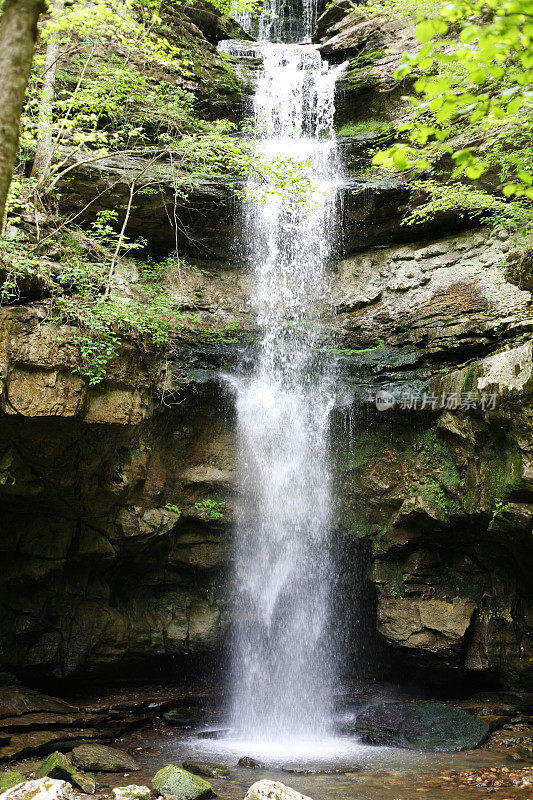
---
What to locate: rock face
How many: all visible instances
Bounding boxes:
[354,701,490,751]
[0,0,532,694]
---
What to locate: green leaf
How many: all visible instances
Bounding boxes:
[392,150,409,170]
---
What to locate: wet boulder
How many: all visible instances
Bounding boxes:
[355,701,489,752]
[0,779,75,800]
[112,787,152,800]
[238,757,265,768]
[182,761,229,778]
[152,765,214,800]
[71,744,140,772]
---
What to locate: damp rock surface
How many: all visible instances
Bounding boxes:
[355,701,490,752]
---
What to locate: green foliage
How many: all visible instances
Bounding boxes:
[0,228,182,384]
[372,0,533,231]
[359,0,437,21]
[337,119,392,137]
[195,498,226,519]
[406,179,533,232]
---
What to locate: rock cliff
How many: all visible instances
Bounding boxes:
[0,0,531,693]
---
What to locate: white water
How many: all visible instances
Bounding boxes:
[222,5,347,747]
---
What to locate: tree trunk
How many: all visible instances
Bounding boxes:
[32,0,63,188]
[0,0,45,227]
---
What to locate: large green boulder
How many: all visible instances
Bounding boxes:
[71,744,139,773]
[152,765,214,800]
[355,701,489,752]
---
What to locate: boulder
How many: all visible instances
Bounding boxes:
[112,787,152,800]
[244,781,313,800]
[152,765,214,800]
[355,701,489,751]
[238,757,265,769]
[182,761,229,778]
[0,779,75,800]
[71,744,140,772]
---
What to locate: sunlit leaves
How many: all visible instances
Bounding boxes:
[378,0,533,206]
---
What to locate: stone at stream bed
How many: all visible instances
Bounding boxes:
[152,765,215,800]
[71,744,140,772]
[0,778,75,800]
[238,757,265,769]
[182,762,229,778]
[355,701,489,752]
[112,786,152,800]
[163,710,200,727]
[0,774,24,793]
[35,751,96,794]
[244,781,313,800]
[281,764,352,775]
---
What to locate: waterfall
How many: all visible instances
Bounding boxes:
[224,4,347,745]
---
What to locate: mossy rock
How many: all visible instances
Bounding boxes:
[35,752,95,794]
[71,744,139,773]
[35,753,72,782]
[355,701,489,752]
[152,765,214,800]
[112,785,152,800]
[182,761,229,778]
[0,773,24,792]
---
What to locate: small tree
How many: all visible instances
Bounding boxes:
[0,0,46,228]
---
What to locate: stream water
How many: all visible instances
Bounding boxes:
[220,19,348,746]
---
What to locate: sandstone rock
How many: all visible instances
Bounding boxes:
[0,687,78,719]
[355,701,489,751]
[376,597,476,663]
[112,786,151,800]
[313,0,352,42]
[244,781,313,800]
[477,341,533,400]
[152,765,214,800]
[0,779,75,800]
[71,744,140,772]
[182,0,253,44]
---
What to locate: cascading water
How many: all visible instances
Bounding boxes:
[222,2,347,746]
